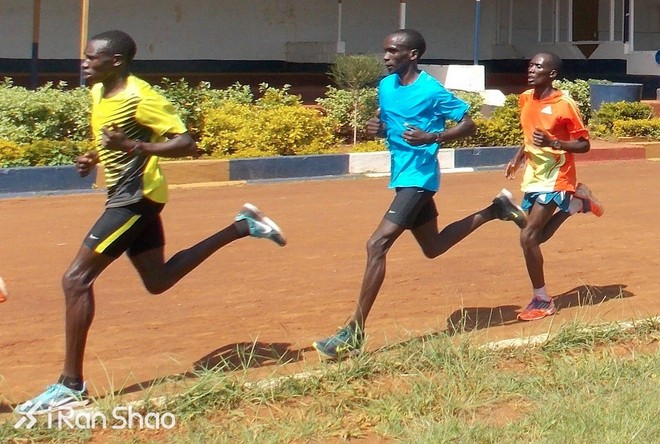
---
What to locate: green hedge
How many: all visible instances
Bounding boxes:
[0,76,658,167]
[0,79,90,144]
[200,102,337,157]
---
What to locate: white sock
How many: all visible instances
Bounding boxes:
[533,286,551,302]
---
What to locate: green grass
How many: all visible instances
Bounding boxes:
[2,318,659,443]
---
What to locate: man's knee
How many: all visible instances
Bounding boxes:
[62,267,92,297]
[366,234,390,258]
[142,279,168,295]
[520,227,541,249]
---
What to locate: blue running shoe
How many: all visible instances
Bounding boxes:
[235,203,287,246]
[16,383,89,415]
[313,324,364,359]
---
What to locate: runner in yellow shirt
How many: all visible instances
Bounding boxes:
[17,30,286,415]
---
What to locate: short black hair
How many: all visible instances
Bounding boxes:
[541,52,563,73]
[90,30,137,62]
[392,29,426,57]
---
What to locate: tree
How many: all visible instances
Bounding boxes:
[329,54,383,144]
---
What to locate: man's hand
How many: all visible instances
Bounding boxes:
[402,124,436,146]
[101,123,131,152]
[533,128,562,152]
[366,108,386,137]
[504,159,519,180]
[75,151,99,177]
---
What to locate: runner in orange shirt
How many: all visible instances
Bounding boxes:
[505,52,604,321]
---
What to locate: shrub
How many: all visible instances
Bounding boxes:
[255,83,302,108]
[554,78,594,123]
[452,90,484,119]
[0,139,93,168]
[155,78,209,141]
[0,139,28,167]
[446,94,522,148]
[325,54,383,145]
[205,82,254,106]
[156,79,255,141]
[21,139,93,166]
[316,86,378,143]
[200,102,336,158]
[612,118,660,140]
[589,101,654,137]
[0,79,90,144]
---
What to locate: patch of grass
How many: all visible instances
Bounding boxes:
[2,317,659,442]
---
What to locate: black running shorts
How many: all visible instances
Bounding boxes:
[384,187,438,229]
[83,199,165,258]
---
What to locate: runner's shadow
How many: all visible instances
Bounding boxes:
[445,283,632,335]
[110,342,313,397]
[553,283,632,310]
[0,401,13,413]
[193,341,310,372]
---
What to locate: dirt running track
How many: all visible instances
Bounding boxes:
[1,159,659,410]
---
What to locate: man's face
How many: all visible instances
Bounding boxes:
[527,54,556,87]
[81,39,116,85]
[383,34,415,75]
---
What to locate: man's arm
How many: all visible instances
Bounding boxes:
[403,114,477,146]
[101,124,200,158]
[505,146,525,180]
[533,129,590,154]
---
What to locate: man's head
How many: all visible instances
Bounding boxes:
[81,30,136,85]
[383,29,426,76]
[527,52,562,88]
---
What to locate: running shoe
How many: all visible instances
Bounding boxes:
[517,297,557,321]
[235,203,287,246]
[573,183,604,217]
[492,188,528,228]
[313,324,364,359]
[16,383,89,415]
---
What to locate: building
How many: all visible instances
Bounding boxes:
[0,0,658,99]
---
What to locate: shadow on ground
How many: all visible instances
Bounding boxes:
[107,341,313,398]
[17,284,628,405]
[374,284,633,354]
[445,283,633,335]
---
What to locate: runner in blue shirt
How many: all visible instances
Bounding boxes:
[313,29,527,359]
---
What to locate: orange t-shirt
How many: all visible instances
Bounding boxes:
[519,89,589,193]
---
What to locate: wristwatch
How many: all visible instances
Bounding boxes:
[551,139,561,149]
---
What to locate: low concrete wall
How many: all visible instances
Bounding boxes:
[1,144,652,196]
[0,165,97,194]
[161,159,230,184]
[229,154,350,181]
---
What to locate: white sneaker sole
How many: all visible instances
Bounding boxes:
[241,203,287,246]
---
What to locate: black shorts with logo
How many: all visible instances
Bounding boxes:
[384,187,438,229]
[83,198,165,259]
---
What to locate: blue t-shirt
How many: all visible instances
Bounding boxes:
[379,70,469,191]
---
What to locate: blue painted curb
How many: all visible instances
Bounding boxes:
[229,154,350,181]
[0,147,519,196]
[0,165,97,194]
[454,147,518,169]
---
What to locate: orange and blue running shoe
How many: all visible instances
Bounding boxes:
[517,297,557,321]
[573,183,604,217]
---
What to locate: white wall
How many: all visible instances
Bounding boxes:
[0,0,654,63]
[0,0,497,62]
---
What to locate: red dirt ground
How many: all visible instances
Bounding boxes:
[1,159,659,411]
